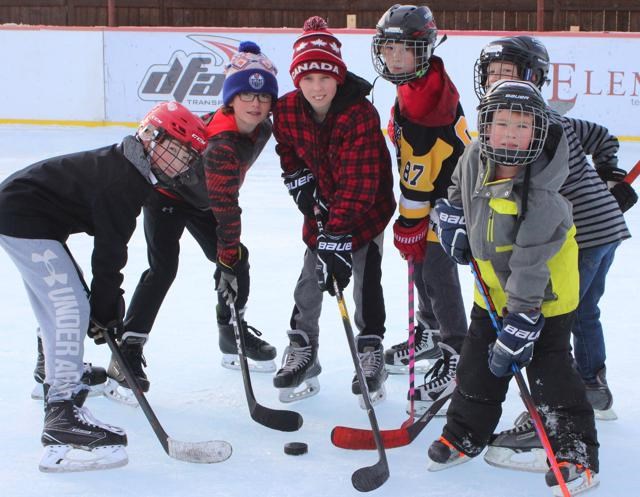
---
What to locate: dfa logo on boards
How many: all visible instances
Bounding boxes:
[138,35,240,111]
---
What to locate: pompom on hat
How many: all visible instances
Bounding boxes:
[222,41,279,106]
[289,16,347,87]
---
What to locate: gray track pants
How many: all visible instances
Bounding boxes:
[289,233,386,347]
[0,235,88,402]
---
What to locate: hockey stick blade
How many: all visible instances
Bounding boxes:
[167,438,232,463]
[624,159,640,184]
[104,333,232,463]
[352,459,390,493]
[228,298,303,432]
[332,380,456,450]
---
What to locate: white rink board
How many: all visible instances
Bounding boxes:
[1,27,639,138]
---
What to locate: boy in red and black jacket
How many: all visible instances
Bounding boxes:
[371,4,470,415]
[272,16,396,406]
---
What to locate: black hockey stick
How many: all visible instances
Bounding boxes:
[103,332,232,463]
[227,295,303,432]
[314,205,389,492]
[64,246,232,463]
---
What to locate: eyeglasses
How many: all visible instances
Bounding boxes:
[238,92,273,103]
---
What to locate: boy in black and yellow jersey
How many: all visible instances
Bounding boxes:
[371,4,470,414]
[429,80,599,495]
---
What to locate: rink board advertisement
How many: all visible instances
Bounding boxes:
[1,27,639,138]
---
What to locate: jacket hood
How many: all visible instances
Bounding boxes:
[122,135,153,182]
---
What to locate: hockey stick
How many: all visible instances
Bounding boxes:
[226,295,303,432]
[314,205,389,492]
[469,259,571,497]
[624,159,640,184]
[404,258,416,425]
[65,245,232,463]
[331,379,455,450]
[103,332,232,463]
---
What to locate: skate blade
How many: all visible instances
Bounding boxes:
[221,355,276,373]
[39,444,128,472]
[594,407,618,421]
[483,446,548,473]
[408,398,449,417]
[428,454,471,472]
[278,376,320,403]
[551,470,599,496]
[31,383,105,401]
[103,378,139,408]
[384,362,433,375]
[357,383,387,409]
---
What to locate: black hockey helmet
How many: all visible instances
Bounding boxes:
[477,80,549,167]
[474,36,550,98]
[371,4,438,84]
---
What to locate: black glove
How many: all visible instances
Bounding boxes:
[215,244,249,301]
[283,168,328,218]
[488,311,544,377]
[597,166,627,183]
[434,198,471,265]
[610,181,638,213]
[315,232,352,296]
[88,318,123,345]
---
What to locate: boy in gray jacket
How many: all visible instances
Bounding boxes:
[428,80,599,496]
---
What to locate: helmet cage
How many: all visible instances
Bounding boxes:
[371,37,434,85]
[478,80,549,167]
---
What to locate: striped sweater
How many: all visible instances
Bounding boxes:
[549,108,631,249]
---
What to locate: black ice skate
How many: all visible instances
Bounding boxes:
[545,462,600,496]
[409,342,458,416]
[31,335,107,400]
[39,389,128,472]
[273,330,321,403]
[427,436,470,471]
[218,317,277,373]
[384,322,441,374]
[484,411,548,473]
[584,367,617,420]
[104,332,149,407]
[352,335,388,409]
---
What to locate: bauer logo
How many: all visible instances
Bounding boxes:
[138,35,241,111]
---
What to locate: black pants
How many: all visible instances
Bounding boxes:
[124,191,249,334]
[443,304,599,472]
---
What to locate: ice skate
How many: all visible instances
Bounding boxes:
[218,318,277,373]
[484,411,547,472]
[427,436,471,471]
[352,335,388,409]
[585,367,617,421]
[39,389,128,472]
[31,335,107,400]
[104,332,149,407]
[545,462,600,496]
[273,330,321,403]
[409,342,458,416]
[384,323,441,374]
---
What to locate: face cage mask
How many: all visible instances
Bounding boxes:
[147,128,200,187]
[478,103,549,167]
[371,37,434,85]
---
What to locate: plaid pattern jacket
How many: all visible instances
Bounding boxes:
[273,74,396,251]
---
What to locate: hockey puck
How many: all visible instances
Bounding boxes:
[284,442,308,456]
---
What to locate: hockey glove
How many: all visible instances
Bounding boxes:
[610,181,638,213]
[215,244,249,301]
[434,198,471,265]
[597,166,627,183]
[488,311,544,377]
[283,168,328,218]
[88,317,123,345]
[393,216,428,263]
[316,232,352,296]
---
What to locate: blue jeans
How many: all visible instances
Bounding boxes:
[572,241,620,383]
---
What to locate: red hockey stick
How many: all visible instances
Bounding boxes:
[624,159,640,184]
